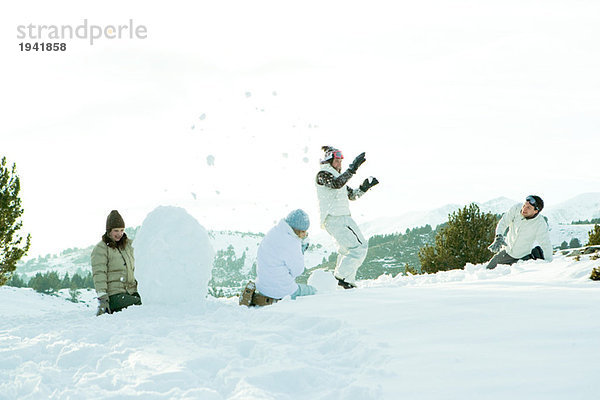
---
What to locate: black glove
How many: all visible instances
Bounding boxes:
[487,234,507,253]
[348,152,366,173]
[359,177,379,192]
[96,295,111,316]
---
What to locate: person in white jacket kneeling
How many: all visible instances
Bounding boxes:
[255,209,317,301]
[486,195,553,269]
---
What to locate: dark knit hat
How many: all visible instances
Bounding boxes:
[106,210,125,231]
[526,195,544,211]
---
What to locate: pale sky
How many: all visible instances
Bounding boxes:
[1,0,599,257]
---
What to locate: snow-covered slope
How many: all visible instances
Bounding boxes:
[358,203,459,238]
[549,224,596,247]
[2,252,599,399]
[544,192,600,224]
[17,248,94,279]
[476,196,520,215]
[359,197,519,237]
[209,230,263,273]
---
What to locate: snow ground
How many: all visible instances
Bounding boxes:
[1,253,599,400]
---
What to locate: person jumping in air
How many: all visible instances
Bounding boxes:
[486,195,553,269]
[315,146,379,289]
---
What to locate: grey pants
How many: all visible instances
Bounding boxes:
[486,250,519,270]
[486,246,545,270]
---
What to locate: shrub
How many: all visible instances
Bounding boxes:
[418,203,498,273]
[587,224,600,246]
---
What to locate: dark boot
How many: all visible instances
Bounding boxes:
[336,277,357,289]
[239,281,256,306]
[531,246,544,260]
[521,246,545,261]
[251,292,279,307]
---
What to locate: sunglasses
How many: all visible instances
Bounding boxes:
[332,150,344,159]
[526,196,540,210]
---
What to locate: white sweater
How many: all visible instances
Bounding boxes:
[255,220,305,299]
[496,203,553,261]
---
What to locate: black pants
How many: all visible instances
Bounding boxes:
[108,292,142,313]
[486,246,544,270]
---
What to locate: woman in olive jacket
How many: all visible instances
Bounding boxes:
[91,210,141,315]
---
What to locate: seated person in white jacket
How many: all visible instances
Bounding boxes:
[255,209,317,300]
[486,195,553,269]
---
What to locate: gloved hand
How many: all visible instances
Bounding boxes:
[301,241,309,254]
[96,295,111,316]
[348,152,366,173]
[487,234,507,253]
[359,177,379,192]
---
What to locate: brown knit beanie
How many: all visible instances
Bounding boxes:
[106,210,125,231]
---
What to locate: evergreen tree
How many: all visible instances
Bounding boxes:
[405,263,419,275]
[28,272,47,293]
[61,272,71,289]
[6,272,26,287]
[586,224,600,246]
[28,271,62,294]
[0,156,31,286]
[83,271,94,288]
[418,203,498,273]
[46,271,61,293]
[569,238,582,249]
[71,273,84,288]
[560,241,569,250]
[572,218,600,225]
[31,272,48,293]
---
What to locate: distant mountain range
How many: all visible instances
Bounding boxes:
[543,193,600,225]
[359,193,600,237]
[359,197,517,237]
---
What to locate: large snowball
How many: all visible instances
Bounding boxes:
[134,206,214,305]
[308,269,338,293]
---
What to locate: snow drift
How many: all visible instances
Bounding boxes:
[1,251,599,399]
